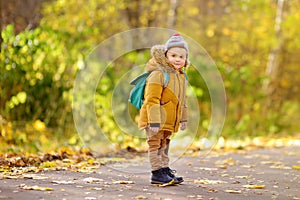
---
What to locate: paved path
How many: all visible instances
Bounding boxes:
[0,146,300,200]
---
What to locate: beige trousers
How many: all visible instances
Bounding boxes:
[146,129,172,171]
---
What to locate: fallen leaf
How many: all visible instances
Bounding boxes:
[215,157,237,166]
[235,175,249,179]
[135,195,147,199]
[83,177,103,183]
[2,175,20,179]
[112,180,135,184]
[241,165,255,168]
[51,180,75,184]
[292,165,300,170]
[221,174,229,177]
[217,165,228,169]
[195,167,218,171]
[224,189,242,194]
[194,179,227,184]
[20,184,53,191]
[23,174,49,180]
[207,188,218,193]
[260,161,282,165]
[90,187,103,191]
[242,185,265,189]
[270,165,291,170]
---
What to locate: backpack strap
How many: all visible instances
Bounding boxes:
[182,71,188,81]
[129,72,151,85]
[163,71,170,88]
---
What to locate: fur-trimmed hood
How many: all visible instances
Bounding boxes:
[146,45,177,73]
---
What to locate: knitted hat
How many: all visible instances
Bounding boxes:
[164,33,189,56]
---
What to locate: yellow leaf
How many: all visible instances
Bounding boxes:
[87,159,94,165]
[90,187,103,191]
[242,185,265,189]
[135,195,147,199]
[215,157,237,166]
[292,165,300,170]
[42,161,57,168]
[217,165,227,169]
[261,161,282,165]
[112,180,135,184]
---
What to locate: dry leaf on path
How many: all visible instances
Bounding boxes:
[135,195,147,199]
[83,177,104,183]
[23,174,49,180]
[260,161,282,165]
[292,165,300,170]
[52,180,75,184]
[195,179,227,184]
[215,157,237,165]
[89,187,103,191]
[20,184,53,191]
[1,175,21,179]
[112,180,135,184]
[195,167,218,171]
[224,189,242,194]
[242,185,265,189]
[235,175,249,179]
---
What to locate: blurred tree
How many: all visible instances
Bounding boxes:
[263,0,285,106]
[1,0,300,150]
[167,0,179,29]
[0,0,45,46]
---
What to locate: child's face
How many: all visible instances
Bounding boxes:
[166,47,187,70]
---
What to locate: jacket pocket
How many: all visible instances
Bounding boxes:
[160,101,176,127]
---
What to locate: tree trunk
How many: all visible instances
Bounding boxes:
[167,0,179,29]
[263,0,285,99]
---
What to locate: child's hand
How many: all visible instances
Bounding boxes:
[180,122,187,131]
[149,127,159,133]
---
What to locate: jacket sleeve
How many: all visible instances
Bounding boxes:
[144,71,164,127]
[181,102,188,123]
[181,78,188,123]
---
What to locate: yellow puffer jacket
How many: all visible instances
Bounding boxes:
[138,45,188,132]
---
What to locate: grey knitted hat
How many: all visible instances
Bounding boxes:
[164,33,189,55]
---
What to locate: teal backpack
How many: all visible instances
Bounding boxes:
[128,71,170,109]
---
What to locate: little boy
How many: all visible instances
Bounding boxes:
[138,33,189,185]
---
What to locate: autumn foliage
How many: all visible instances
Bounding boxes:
[1,0,300,155]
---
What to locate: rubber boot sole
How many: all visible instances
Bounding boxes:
[151,179,174,187]
[173,179,184,185]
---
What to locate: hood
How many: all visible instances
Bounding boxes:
[146,45,177,73]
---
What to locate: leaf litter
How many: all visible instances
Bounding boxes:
[19,184,53,191]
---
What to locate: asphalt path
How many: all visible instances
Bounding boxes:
[0,146,299,200]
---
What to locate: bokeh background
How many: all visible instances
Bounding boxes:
[1,0,299,153]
